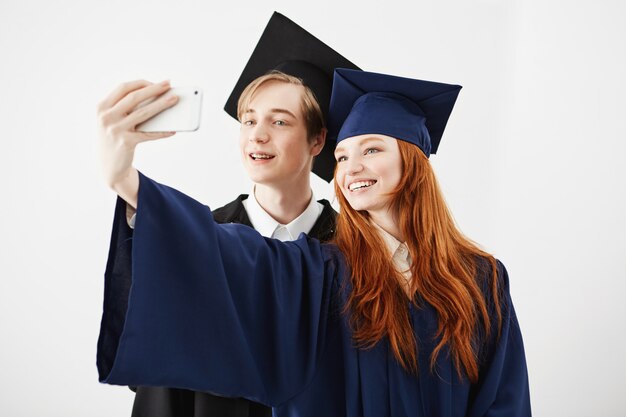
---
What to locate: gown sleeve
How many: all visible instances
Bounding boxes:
[96,173,338,407]
[468,260,532,417]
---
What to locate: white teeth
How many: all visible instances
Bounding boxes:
[250,153,274,160]
[349,180,376,191]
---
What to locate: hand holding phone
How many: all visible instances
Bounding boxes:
[137,87,203,132]
[98,80,178,207]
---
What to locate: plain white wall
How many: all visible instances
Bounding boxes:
[1,0,624,415]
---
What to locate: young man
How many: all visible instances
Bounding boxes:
[97,12,359,417]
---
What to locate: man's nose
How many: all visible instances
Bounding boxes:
[249,123,269,143]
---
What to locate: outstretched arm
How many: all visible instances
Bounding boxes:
[97,174,338,406]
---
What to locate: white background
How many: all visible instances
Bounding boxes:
[1,0,625,416]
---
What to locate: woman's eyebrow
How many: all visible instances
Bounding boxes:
[335,137,386,155]
[359,137,385,145]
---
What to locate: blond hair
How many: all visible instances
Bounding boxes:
[237,71,324,141]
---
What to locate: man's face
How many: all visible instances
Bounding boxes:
[239,81,321,187]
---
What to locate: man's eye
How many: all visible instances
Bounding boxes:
[336,156,347,162]
[274,120,286,126]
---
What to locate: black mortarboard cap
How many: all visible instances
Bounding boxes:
[224,12,360,181]
[328,68,462,157]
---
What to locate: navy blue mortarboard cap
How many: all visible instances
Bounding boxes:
[224,12,360,181]
[327,68,462,157]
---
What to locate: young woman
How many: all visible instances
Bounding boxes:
[97,68,530,417]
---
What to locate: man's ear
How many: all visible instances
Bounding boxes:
[310,128,327,157]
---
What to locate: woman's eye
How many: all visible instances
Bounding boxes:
[274,120,286,126]
[365,148,379,155]
[243,120,254,126]
[336,156,347,162]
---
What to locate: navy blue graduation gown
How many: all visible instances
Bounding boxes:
[130,194,336,417]
[97,173,531,417]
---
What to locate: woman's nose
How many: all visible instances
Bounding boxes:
[345,158,364,175]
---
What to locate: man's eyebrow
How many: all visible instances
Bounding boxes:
[268,108,297,118]
[243,108,297,119]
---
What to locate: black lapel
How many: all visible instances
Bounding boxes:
[308,199,337,243]
[211,195,253,227]
[212,195,336,243]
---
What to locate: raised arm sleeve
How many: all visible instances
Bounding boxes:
[97,173,338,407]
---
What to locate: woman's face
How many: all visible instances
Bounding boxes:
[334,134,402,218]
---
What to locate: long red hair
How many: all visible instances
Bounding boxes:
[333,140,501,382]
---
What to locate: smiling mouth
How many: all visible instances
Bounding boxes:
[348,180,377,191]
[250,152,275,161]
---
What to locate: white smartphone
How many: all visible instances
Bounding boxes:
[137,87,203,132]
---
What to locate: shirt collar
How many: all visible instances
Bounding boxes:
[371,221,402,254]
[371,221,411,269]
[242,187,323,241]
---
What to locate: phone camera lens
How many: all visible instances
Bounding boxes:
[194,91,198,95]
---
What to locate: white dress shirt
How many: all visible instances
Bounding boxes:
[242,187,324,241]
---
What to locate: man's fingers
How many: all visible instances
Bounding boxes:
[97,80,152,113]
[134,131,177,143]
[122,93,179,130]
[112,130,175,149]
[112,81,172,119]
